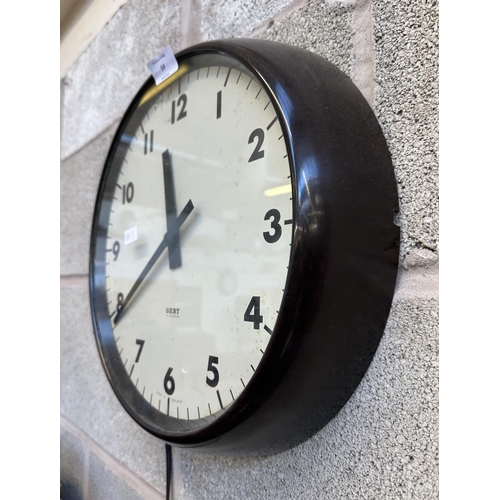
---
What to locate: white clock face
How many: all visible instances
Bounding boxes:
[93,54,293,427]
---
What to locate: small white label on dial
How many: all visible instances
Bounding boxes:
[147,46,178,85]
[124,226,138,246]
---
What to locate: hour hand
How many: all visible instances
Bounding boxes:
[163,149,182,269]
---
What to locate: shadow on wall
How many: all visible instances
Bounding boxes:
[60,480,82,500]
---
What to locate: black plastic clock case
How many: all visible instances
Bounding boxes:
[89,38,400,456]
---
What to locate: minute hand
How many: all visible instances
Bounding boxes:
[114,199,194,325]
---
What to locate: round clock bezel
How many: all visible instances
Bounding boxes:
[90,39,400,455]
[90,46,300,444]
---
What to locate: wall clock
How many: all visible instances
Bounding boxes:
[89,39,399,456]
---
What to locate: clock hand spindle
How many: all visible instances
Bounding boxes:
[163,149,182,269]
[114,199,194,325]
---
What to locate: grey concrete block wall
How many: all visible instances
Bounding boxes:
[60,124,119,275]
[60,0,438,498]
[61,0,183,161]
[373,0,439,259]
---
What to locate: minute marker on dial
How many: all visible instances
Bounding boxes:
[266,116,278,130]
[224,68,231,87]
[216,390,223,410]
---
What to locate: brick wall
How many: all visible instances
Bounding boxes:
[60,0,439,498]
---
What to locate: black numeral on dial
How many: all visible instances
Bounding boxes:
[164,367,175,395]
[206,355,220,387]
[263,209,282,243]
[244,296,263,330]
[144,130,154,155]
[135,339,145,363]
[122,182,134,204]
[248,128,265,162]
[112,241,120,260]
[171,94,187,123]
[216,90,222,119]
[116,293,124,314]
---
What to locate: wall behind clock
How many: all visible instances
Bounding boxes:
[60,0,438,498]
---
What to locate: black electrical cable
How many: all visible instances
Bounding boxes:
[165,444,172,500]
